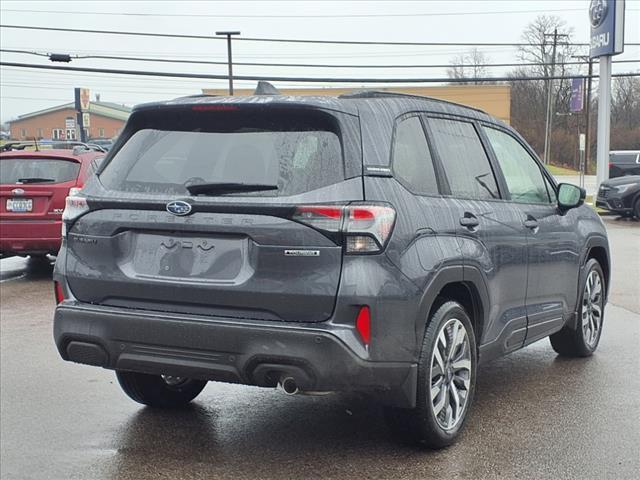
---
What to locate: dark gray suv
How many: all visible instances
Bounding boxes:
[53,91,610,448]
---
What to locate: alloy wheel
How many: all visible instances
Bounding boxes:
[429,318,472,431]
[582,270,603,348]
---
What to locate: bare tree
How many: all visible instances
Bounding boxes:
[447,48,491,84]
[517,15,578,113]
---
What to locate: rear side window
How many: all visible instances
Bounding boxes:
[0,158,80,185]
[482,127,551,204]
[100,109,345,196]
[428,118,499,200]
[609,152,640,164]
[392,116,439,195]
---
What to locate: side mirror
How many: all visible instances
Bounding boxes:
[557,183,586,210]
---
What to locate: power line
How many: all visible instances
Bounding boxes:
[2,61,639,83]
[0,23,606,47]
[0,7,591,19]
[2,48,638,70]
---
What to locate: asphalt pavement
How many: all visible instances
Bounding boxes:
[1,216,639,480]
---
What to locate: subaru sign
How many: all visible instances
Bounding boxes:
[589,0,625,58]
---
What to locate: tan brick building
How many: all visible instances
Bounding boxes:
[202,85,511,124]
[8,101,131,141]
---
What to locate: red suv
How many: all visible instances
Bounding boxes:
[0,146,105,258]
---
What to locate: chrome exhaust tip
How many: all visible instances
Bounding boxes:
[279,376,299,395]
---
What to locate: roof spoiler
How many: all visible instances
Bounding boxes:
[253,81,281,96]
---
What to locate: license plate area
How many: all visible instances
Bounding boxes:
[119,232,252,284]
[6,198,33,212]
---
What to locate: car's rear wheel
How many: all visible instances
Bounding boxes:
[385,300,476,449]
[116,371,207,408]
[550,258,605,357]
[634,198,640,219]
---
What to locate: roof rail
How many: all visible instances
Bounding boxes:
[338,90,488,115]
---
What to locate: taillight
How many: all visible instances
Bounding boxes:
[292,203,396,254]
[68,186,83,197]
[54,281,65,304]
[355,306,371,345]
[61,195,89,238]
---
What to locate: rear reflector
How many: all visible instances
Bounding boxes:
[355,306,371,346]
[54,281,65,304]
[292,203,396,254]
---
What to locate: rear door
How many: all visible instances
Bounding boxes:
[424,116,529,355]
[65,104,363,323]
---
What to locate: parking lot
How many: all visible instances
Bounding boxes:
[0,216,638,480]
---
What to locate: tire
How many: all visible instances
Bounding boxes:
[116,371,207,408]
[385,301,477,449]
[634,198,640,219]
[550,258,605,357]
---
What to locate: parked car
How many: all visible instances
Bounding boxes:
[52,90,610,448]
[88,138,114,151]
[609,150,640,178]
[0,147,105,258]
[596,175,640,218]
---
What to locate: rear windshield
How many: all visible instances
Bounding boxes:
[99,109,345,196]
[609,152,639,164]
[0,158,80,185]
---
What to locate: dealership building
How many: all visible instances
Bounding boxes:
[8,101,131,141]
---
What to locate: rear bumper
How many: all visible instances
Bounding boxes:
[53,302,417,407]
[0,219,62,255]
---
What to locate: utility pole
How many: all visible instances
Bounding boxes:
[572,55,594,173]
[542,28,568,165]
[216,31,240,95]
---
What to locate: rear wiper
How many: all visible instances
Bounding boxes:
[16,177,55,184]
[184,182,278,196]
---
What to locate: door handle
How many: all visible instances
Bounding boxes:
[459,213,479,229]
[523,217,539,230]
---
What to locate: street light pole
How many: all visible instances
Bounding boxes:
[216,31,240,95]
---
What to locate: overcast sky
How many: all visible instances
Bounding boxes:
[1,0,638,123]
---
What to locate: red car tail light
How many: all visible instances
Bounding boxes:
[54,281,65,304]
[355,306,371,346]
[292,203,396,254]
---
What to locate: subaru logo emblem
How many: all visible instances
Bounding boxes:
[589,0,608,28]
[166,200,192,216]
[11,188,25,195]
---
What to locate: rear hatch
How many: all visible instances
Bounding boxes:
[0,155,80,223]
[65,103,363,322]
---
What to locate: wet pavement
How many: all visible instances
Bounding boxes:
[1,217,639,479]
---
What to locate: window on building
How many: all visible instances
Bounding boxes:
[391,116,439,196]
[36,128,44,139]
[98,128,105,138]
[20,129,27,139]
[428,118,499,200]
[66,129,77,140]
[52,129,64,140]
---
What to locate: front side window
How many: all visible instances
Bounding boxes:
[428,118,499,200]
[392,116,439,196]
[483,127,551,204]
